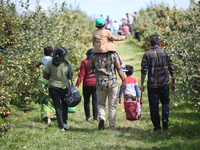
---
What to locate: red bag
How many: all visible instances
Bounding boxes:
[124,92,142,121]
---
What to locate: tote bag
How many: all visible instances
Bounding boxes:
[124,92,142,121]
[64,62,82,107]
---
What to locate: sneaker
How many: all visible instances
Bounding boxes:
[61,128,65,131]
[154,128,161,132]
[163,120,169,130]
[121,66,129,72]
[98,120,105,130]
[108,126,115,130]
[63,124,69,130]
[47,118,51,124]
[94,120,98,123]
[86,118,91,122]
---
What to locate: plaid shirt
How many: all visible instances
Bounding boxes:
[141,46,175,88]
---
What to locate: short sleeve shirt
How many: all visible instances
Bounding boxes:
[88,52,118,91]
[45,61,73,88]
[41,56,52,68]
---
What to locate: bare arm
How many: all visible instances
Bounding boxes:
[114,57,126,90]
[36,62,42,68]
[140,74,146,92]
[171,74,176,92]
[67,73,73,80]
[43,71,50,80]
[168,56,176,92]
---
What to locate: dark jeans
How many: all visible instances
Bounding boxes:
[49,86,68,128]
[83,86,98,120]
[148,84,170,129]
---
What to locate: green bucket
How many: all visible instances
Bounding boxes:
[68,106,76,113]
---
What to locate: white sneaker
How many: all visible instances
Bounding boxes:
[61,128,65,131]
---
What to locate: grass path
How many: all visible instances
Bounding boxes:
[1,39,200,150]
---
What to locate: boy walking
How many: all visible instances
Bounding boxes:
[119,65,140,104]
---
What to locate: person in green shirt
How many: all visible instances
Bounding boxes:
[43,47,73,131]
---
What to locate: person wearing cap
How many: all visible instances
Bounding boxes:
[92,17,128,71]
[43,47,74,131]
[86,18,127,130]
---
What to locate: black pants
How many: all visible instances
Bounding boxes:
[83,86,98,120]
[148,84,170,129]
[49,86,68,128]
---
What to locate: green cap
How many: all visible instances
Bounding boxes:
[95,18,105,27]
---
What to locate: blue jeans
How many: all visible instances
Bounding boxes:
[113,29,118,36]
[147,84,170,129]
[128,24,133,34]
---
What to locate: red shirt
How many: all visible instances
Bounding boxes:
[75,58,96,88]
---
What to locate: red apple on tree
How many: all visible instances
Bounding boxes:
[6,20,9,23]
[6,111,10,117]
[12,30,15,34]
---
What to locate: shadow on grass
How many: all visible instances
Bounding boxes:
[91,144,151,150]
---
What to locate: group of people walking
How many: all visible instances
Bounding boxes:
[37,17,176,132]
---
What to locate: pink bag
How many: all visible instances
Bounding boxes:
[124,92,142,121]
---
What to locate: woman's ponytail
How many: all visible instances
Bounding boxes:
[52,47,68,66]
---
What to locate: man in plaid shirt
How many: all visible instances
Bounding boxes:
[140,37,176,131]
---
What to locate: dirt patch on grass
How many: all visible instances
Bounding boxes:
[120,56,133,61]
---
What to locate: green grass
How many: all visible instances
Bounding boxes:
[1,38,200,150]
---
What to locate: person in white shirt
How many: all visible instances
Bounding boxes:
[113,21,119,36]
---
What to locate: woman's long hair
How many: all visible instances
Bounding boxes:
[52,47,68,66]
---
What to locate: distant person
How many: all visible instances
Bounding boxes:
[75,49,98,123]
[118,65,140,104]
[113,21,119,36]
[122,24,130,35]
[134,12,138,21]
[92,18,128,71]
[126,13,134,34]
[141,37,176,131]
[121,15,127,27]
[135,28,140,42]
[105,15,112,31]
[36,46,56,124]
[100,14,104,20]
[118,25,123,35]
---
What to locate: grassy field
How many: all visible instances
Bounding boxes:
[1,39,200,150]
